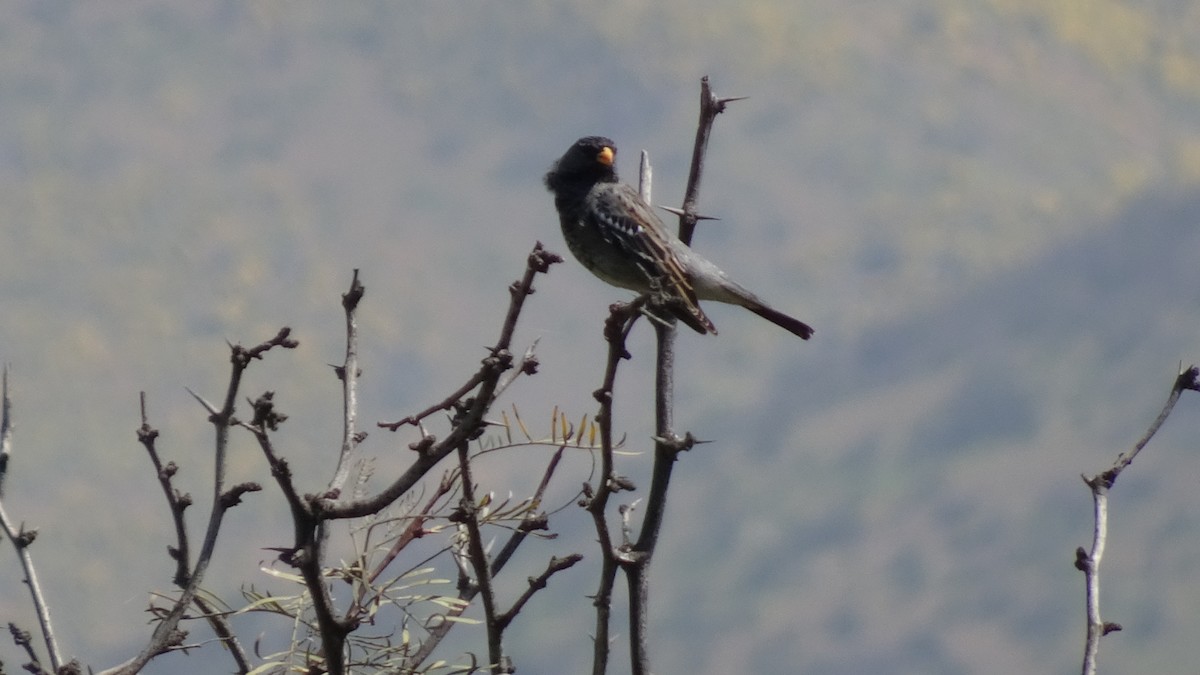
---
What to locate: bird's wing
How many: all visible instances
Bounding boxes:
[588,183,716,334]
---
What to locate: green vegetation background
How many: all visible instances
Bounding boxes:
[1,2,1199,673]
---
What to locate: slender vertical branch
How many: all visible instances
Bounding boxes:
[328,270,365,498]
[1077,480,1109,675]
[638,150,652,207]
[0,506,62,672]
[624,75,738,675]
[1077,365,1199,675]
[678,76,745,246]
[0,365,11,496]
[100,329,294,675]
[136,393,252,672]
[316,269,366,587]
[0,367,63,672]
[138,393,191,586]
[454,441,507,673]
[587,300,641,675]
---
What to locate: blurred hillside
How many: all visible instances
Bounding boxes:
[1,2,1199,674]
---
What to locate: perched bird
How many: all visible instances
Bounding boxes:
[544,136,813,339]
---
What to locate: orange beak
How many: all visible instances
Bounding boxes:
[597,146,614,167]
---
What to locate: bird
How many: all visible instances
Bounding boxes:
[544,136,813,339]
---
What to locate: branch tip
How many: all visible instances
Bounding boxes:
[342,269,366,310]
[1179,364,1200,391]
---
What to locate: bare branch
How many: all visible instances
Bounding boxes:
[327,269,366,499]
[1077,364,1198,674]
[585,298,642,675]
[0,365,11,496]
[453,441,507,673]
[677,75,743,245]
[496,553,583,630]
[628,75,736,675]
[239,396,352,674]
[1100,364,1199,486]
[0,369,63,672]
[320,242,559,521]
[138,393,192,586]
[100,330,296,675]
[406,445,575,671]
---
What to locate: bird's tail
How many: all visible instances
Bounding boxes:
[689,260,813,340]
[745,302,814,340]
